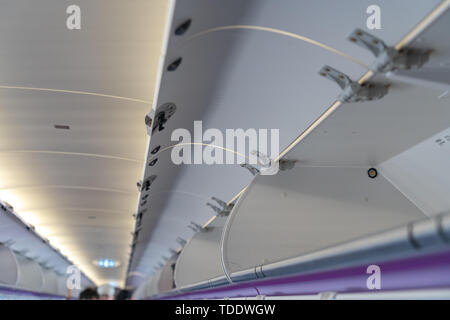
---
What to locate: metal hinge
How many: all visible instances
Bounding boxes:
[319,65,389,102]
[240,151,279,176]
[348,28,431,72]
[240,163,260,176]
[176,237,187,247]
[206,197,234,217]
[187,221,203,233]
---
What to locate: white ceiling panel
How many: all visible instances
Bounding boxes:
[0,0,169,286]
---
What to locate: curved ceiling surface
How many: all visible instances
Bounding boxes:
[2,0,449,289]
[0,0,169,285]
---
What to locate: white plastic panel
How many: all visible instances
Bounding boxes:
[57,276,68,297]
[70,288,81,299]
[174,217,226,287]
[15,254,44,292]
[41,269,59,295]
[132,279,148,300]
[224,166,426,273]
[0,244,19,286]
[380,126,450,216]
[132,258,178,299]
[145,269,164,298]
[285,7,450,166]
[285,78,450,166]
[157,256,177,293]
[0,203,95,290]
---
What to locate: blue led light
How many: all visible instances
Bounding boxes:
[94,258,119,268]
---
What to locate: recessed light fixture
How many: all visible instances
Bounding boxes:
[54,124,70,130]
[93,258,120,269]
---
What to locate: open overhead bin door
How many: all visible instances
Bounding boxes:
[174,216,226,288]
[128,0,447,285]
[0,244,19,286]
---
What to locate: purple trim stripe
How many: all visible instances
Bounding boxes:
[159,249,450,299]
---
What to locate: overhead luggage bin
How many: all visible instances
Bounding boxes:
[1,243,69,298]
[132,278,149,300]
[157,210,450,297]
[158,256,177,293]
[209,1,450,280]
[278,5,450,166]
[222,166,426,275]
[0,201,95,290]
[0,244,19,286]
[56,276,69,297]
[15,254,44,292]
[144,268,164,298]
[127,0,449,284]
[133,255,177,299]
[174,216,226,288]
[41,269,59,295]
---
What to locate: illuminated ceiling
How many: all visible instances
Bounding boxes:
[0,0,169,286]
